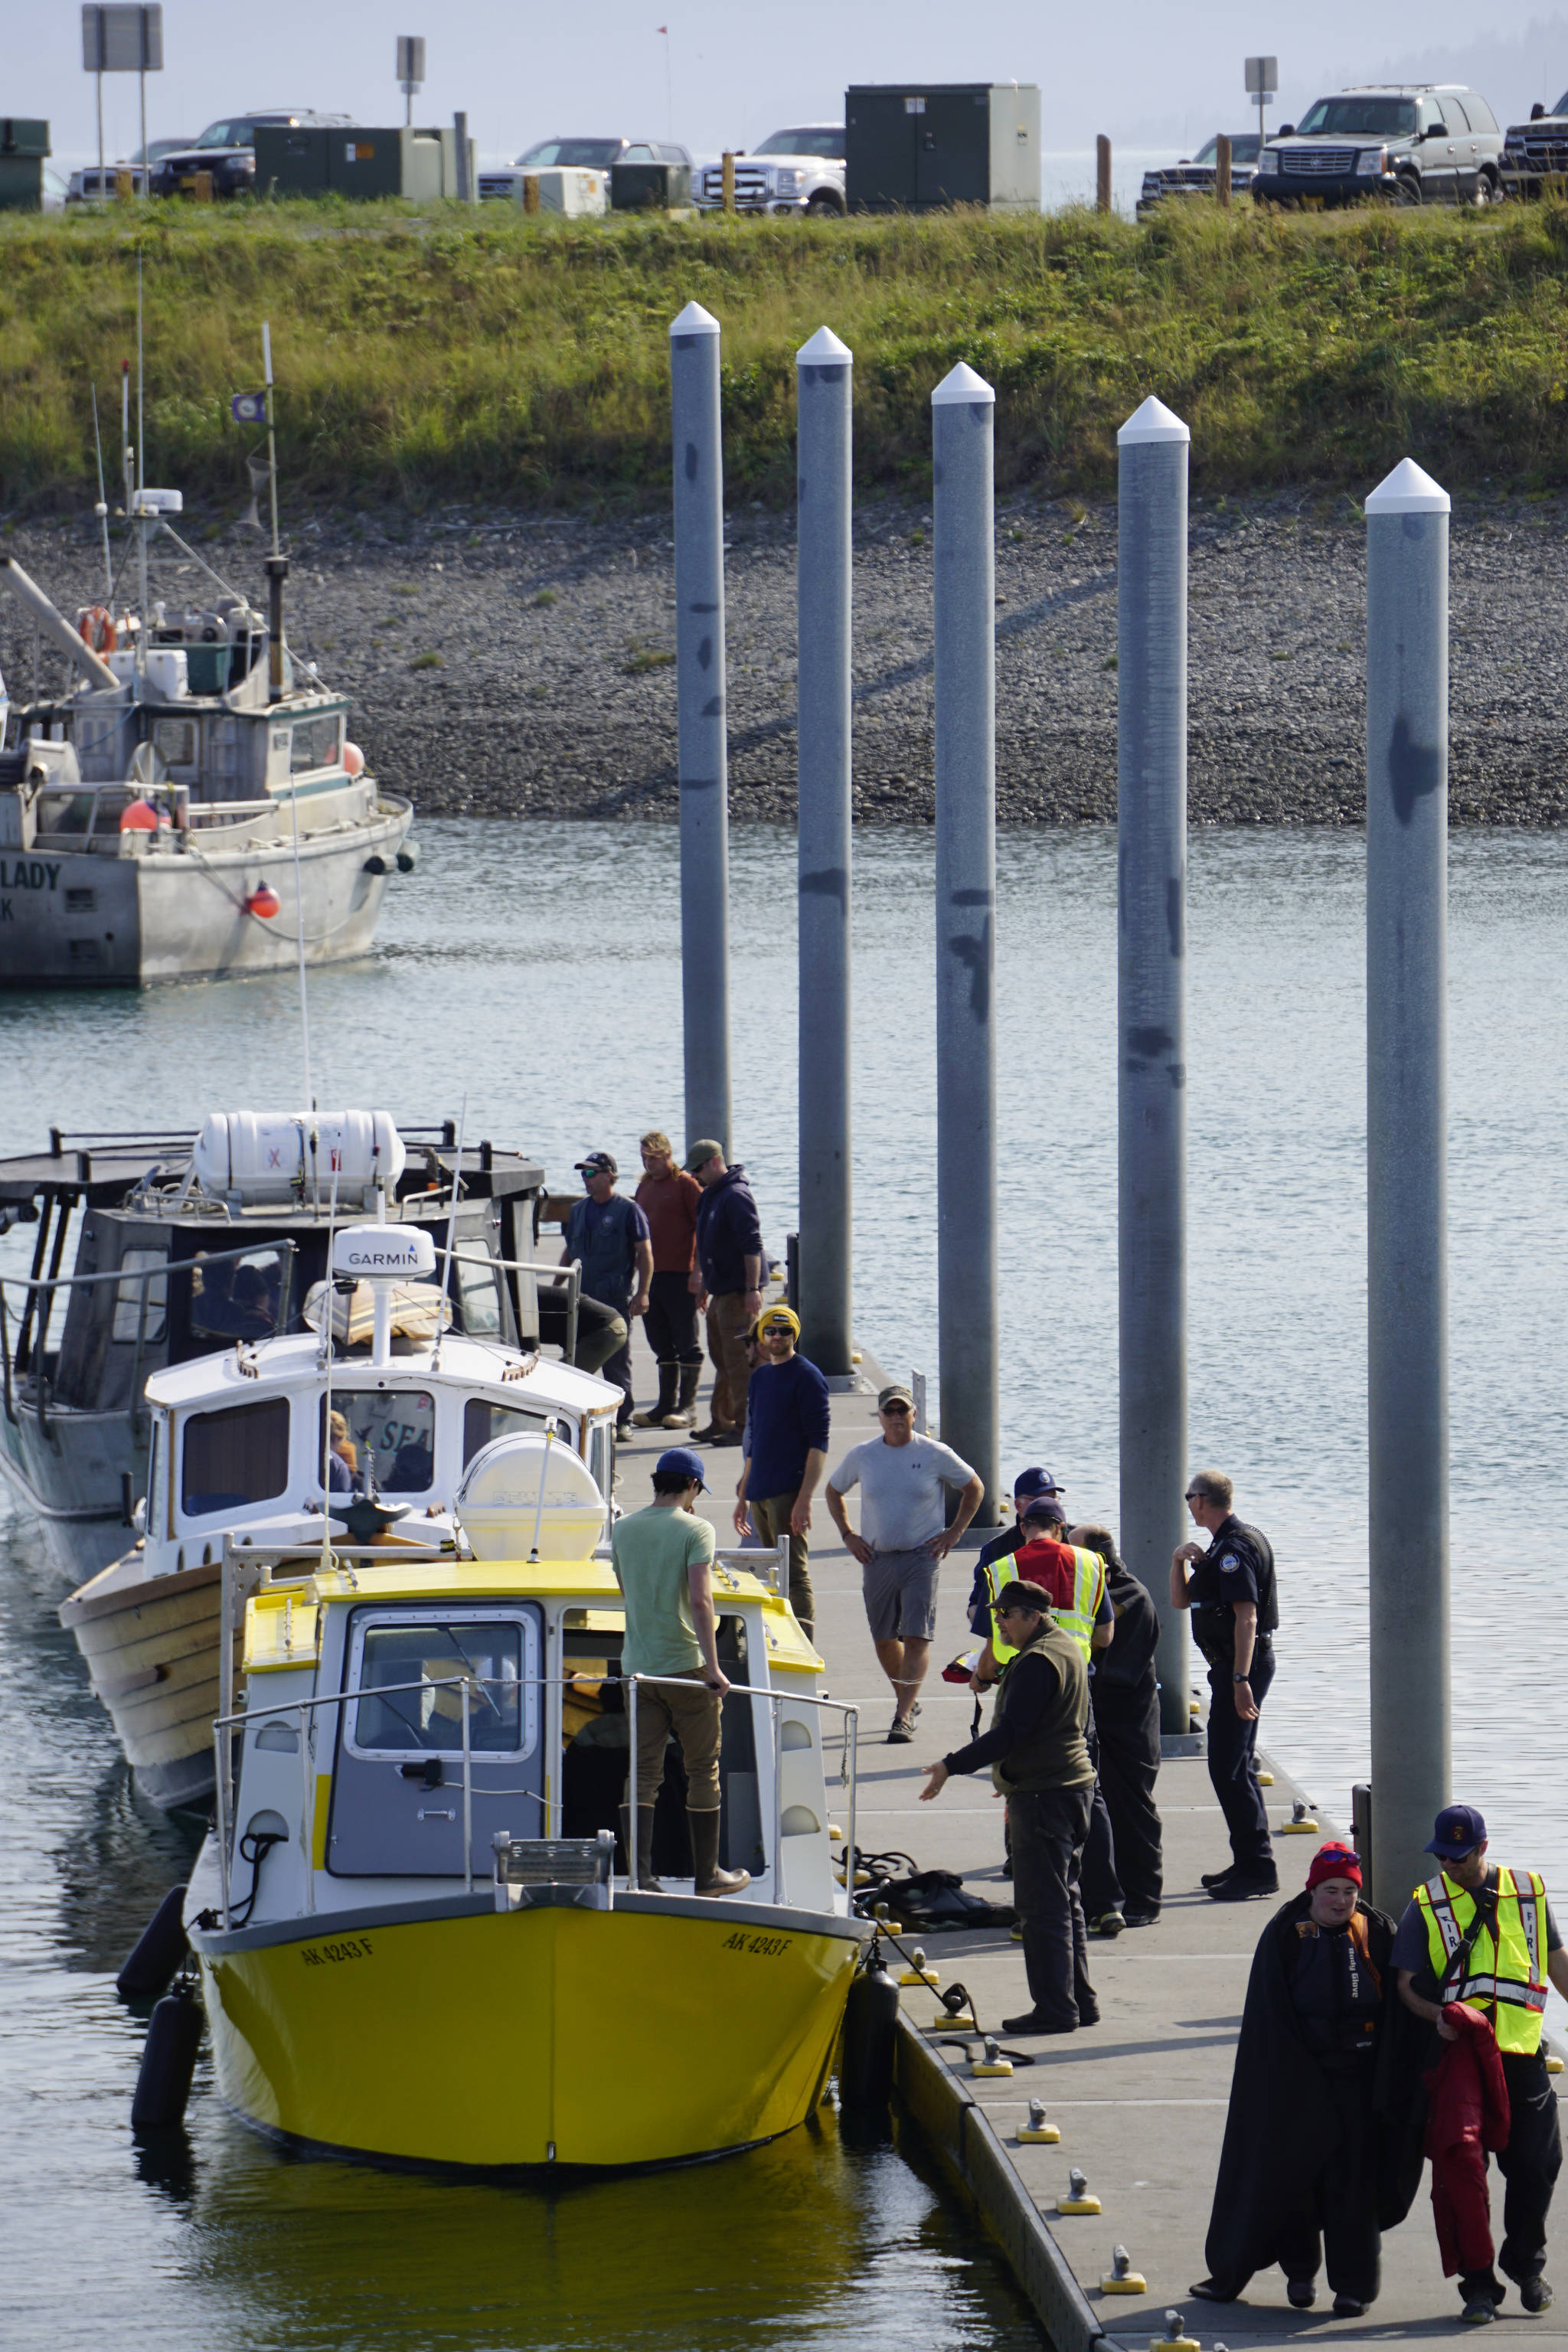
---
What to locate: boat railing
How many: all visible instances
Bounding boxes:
[210,1669,858,1932]
[0,1236,297,1438]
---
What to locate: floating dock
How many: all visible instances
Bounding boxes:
[612,1315,1565,2347]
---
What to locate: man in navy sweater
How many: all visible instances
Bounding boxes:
[732,1304,830,1641]
[687,1142,764,1444]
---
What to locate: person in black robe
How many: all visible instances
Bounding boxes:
[1192,1842,1419,2317]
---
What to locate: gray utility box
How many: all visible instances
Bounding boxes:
[845,84,1039,212]
[0,119,50,213]
[254,124,473,200]
[610,159,692,211]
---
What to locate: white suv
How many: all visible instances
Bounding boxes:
[694,126,845,216]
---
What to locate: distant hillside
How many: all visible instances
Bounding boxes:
[4,199,1568,509]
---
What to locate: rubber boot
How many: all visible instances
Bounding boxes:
[689,1808,750,1897]
[633,1364,679,1427]
[664,1363,702,1429]
[619,1805,662,1892]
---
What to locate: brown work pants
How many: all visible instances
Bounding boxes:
[624,1668,722,1811]
[749,1490,815,1636]
[705,1291,753,1431]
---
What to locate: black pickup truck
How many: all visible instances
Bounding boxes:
[1501,89,1568,195]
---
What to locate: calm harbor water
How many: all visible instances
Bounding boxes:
[3,815,1566,2342]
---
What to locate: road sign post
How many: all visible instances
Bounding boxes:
[82,5,163,191]
[1245,55,1279,149]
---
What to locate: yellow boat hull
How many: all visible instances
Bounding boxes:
[196,1900,858,2169]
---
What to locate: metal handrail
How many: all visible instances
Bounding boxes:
[0,1234,299,1302]
[211,1670,859,1934]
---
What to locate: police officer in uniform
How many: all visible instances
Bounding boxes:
[1170,1466,1279,1900]
[1393,1804,1568,2322]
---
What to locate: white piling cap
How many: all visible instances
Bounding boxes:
[797,324,852,365]
[1118,397,1189,446]
[670,301,720,337]
[1365,456,1450,514]
[931,360,995,407]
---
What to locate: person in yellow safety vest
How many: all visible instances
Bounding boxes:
[1393,1803,1568,2324]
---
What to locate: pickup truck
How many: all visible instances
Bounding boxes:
[1501,88,1568,195]
[1138,133,1262,216]
[694,126,845,216]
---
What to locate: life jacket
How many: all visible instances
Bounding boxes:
[1004,1538,1108,1664]
[1415,1865,1550,2056]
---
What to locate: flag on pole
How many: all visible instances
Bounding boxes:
[230,390,266,425]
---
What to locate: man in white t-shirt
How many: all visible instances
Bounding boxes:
[825,1384,982,1742]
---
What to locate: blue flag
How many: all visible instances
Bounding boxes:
[230,391,266,425]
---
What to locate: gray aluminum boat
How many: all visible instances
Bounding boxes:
[0,486,414,987]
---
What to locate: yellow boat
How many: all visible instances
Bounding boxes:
[185,1504,868,2171]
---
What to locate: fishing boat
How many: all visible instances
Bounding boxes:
[0,1109,554,1586]
[0,335,413,986]
[42,1116,610,1812]
[183,1454,866,2171]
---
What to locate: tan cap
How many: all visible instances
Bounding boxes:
[877,1383,915,1411]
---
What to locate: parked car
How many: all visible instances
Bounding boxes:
[694,126,845,216]
[1137,133,1263,216]
[478,137,690,203]
[67,162,151,202]
[1501,89,1568,195]
[151,112,354,198]
[1252,84,1504,207]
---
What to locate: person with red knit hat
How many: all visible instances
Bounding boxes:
[1191,1841,1414,2317]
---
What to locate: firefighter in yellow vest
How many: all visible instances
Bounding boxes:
[1393,1804,1568,2323]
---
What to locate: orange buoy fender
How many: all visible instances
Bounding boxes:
[245,883,282,919]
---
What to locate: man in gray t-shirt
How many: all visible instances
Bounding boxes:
[825,1383,982,1742]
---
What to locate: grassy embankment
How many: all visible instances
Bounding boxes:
[4,198,1568,510]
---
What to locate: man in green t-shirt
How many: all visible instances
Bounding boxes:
[611,1446,750,1899]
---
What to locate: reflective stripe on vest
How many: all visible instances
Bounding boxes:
[1415,1866,1550,2053]
[983,1547,1106,1667]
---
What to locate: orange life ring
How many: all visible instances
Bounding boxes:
[78,606,117,655]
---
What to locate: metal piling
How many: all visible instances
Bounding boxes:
[669,301,733,1155]
[1365,456,1452,1903]
[932,361,1000,1522]
[1116,396,1191,1732]
[795,326,855,1376]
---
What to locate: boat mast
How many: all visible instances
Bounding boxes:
[90,386,113,603]
[262,321,314,1108]
[136,253,147,678]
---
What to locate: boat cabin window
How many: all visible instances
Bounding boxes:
[112,1249,168,1342]
[461,1396,557,1466]
[180,1396,290,1519]
[290,714,341,775]
[188,1247,286,1342]
[456,1250,503,1337]
[152,717,198,771]
[347,1612,537,1757]
[322,1389,436,1493]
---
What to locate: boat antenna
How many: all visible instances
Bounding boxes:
[90,386,113,603]
[135,253,147,674]
[431,1094,468,1372]
[120,358,132,537]
[528,1419,557,1563]
[318,1149,343,1576]
[261,322,281,559]
[260,320,313,1110]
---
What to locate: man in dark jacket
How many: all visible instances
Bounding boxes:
[686,1141,763,1446]
[920,1578,1098,2036]
[561,1151,652,1437]
[1073,1523,1164,1924]
[731,1304,829,1640]
[967,1467,1067,1635]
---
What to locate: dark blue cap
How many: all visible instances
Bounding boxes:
[655,1446,707,1491]
[1426,1804,1488,1860]
[1013,1466,1063,1500]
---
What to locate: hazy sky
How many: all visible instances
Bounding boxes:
[20,0,1568,164]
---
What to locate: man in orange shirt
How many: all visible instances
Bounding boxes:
[632,1129,704,1430]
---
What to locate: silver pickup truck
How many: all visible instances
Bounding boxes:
[694,125,845,216]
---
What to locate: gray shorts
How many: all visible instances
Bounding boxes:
[861,1547,940,1643]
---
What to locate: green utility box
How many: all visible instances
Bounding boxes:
[0,119,51,213]
[254,124,473,200]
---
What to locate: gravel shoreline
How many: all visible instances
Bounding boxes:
[4,487,1566,825]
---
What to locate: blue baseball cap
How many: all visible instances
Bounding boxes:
[1013,1467,1064,1499]
[655,1446,707,1491]
[1426,1803,1488,1860]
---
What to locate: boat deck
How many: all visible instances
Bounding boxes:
[613,1313,1568,2350]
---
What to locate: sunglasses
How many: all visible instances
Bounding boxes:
[880,1402,912,1416]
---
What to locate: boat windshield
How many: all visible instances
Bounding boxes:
[1294,97,1417,136]
[324,1389,436,1493]
[188,1246,286,1343]
[462,1396,555,1465]
[352,1617,532,1755]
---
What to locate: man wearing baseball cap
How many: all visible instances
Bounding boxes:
[731,1304,829,1642]
[967,1469,1067,1642]
[1392,1805,1568,2321]
[609,1446,750,1900]
[684,1142,764,1446]
[560,1152,652,1439]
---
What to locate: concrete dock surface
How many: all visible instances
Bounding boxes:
[609,1315,1565,2347]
